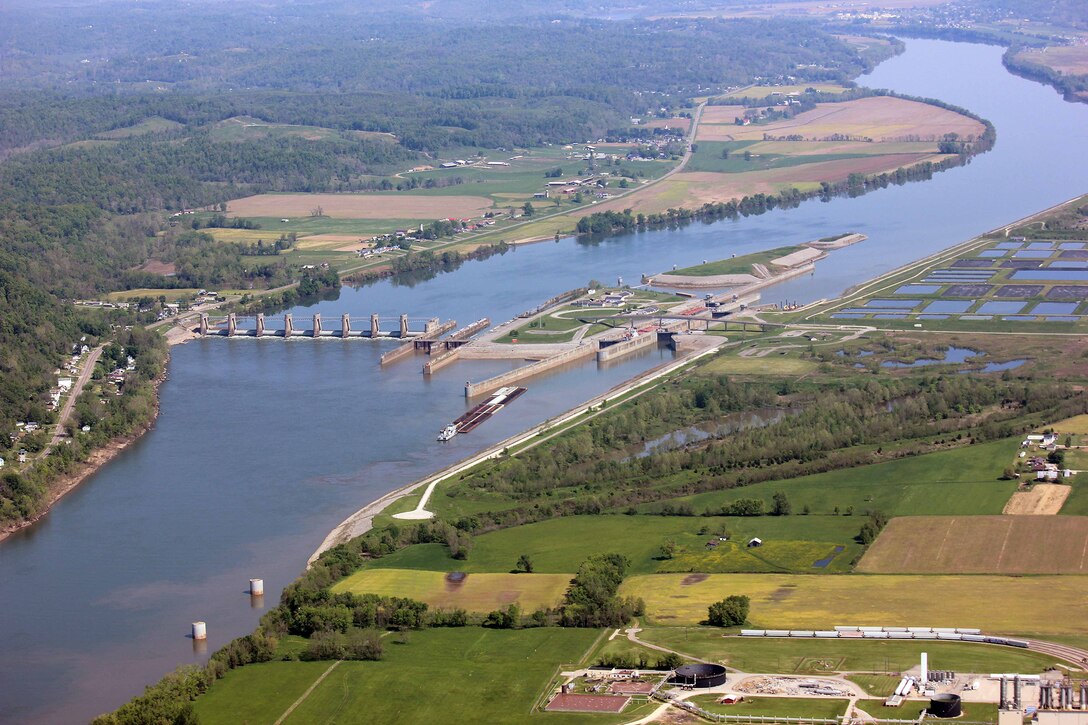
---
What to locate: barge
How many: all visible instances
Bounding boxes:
[438,386,527,440]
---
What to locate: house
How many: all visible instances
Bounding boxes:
[747,537,762,548]
[18,450,27,463]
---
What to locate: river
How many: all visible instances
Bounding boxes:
[1,39,1086,723]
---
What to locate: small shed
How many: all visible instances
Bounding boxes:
[747,537,762,548]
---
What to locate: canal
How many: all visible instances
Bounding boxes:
[1,39,1086,723]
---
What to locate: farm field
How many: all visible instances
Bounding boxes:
[1013,46,1088,76]
[192,627,625,725]
[576,94,981,216]
[364,514,864,576]
[722,83,849,98]
[621,573,1088,634]
[637,627,1064,673]
[857,515,1088,573]
[699,96,985,143]
[228,192,495,219]
[330,568,571,613]
[655,438,1019,518]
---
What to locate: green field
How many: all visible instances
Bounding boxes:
[365,514,864,576]
[846,674,901,697]
[687,141,870,174]
[94,116,184,139]
[193,628,629,725]
[657,438,1019,518]
[696,354,819,376]
[331,568,572,613]
[688,694,849,718]
[622,573,1088,635]
[670,245,803,276]
[637,627,1067,672]
[723,83,848,99]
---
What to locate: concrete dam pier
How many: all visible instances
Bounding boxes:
[198,313,450,339]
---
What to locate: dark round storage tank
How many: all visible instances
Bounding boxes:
[670,663,727,688]
[928,693,962,718]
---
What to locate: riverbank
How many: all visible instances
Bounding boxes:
[309,335,727,563]
[0,368,166,543]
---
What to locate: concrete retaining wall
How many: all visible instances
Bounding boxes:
[465,344,596,397]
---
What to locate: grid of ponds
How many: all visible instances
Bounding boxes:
[828,237,1088,324]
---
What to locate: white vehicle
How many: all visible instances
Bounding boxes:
[437,424,458,442]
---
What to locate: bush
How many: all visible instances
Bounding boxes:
[707,595,750,627]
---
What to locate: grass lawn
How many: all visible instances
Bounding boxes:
[192,660,332,724]
[638,627,1065,673]
[622,573,1088,635]
[330,568,572,613]
[670,245,802,276]
[861,699,998,722]
[661,438,1019,518]
[846,674,902,697]
[364,515,864,576]
[193,628,630,725]
[1060,476,1088,515]
[688,694,849,718]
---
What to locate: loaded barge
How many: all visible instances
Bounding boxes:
[437,386,527,440]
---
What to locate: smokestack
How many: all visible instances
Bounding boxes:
[920,652,928,688]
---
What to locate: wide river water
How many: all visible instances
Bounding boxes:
[2,39,1088,723]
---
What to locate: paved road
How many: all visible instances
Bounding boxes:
[49,344,103,446]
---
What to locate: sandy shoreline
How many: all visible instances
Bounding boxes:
[0,369,166,544]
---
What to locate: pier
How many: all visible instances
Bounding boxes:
[199,313,451,340]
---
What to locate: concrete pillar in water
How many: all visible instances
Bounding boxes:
[400,313,409,338]
[256,313,265,336]
[199,313,209,335]
[342,314,350,338]
[313,313,322,337]
[284,313,293,337]
[192,621,207,640]
[425,317,439,335]
[249,578,264,595]
[227,313,237,337]
[370,313,380,337]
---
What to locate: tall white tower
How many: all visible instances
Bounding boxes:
[920,652,928,688]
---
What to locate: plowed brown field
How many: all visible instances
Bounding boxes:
[857,515,1088,574]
